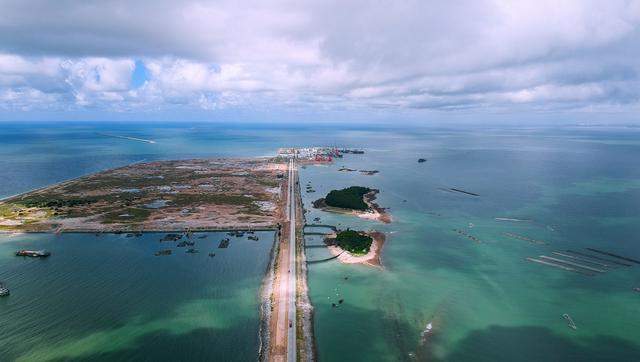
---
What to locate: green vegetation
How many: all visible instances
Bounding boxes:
[16,197,95,209]
[324,186,371,210]
[0,204,17,218]
[335,230,373,255]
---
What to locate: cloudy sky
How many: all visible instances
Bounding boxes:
[1,0,639,123]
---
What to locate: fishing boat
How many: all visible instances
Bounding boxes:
[0,283,9,297]
[15,250,51,257]
[420,322,433,344]
[563,314,577,330]
[218,238,230,248]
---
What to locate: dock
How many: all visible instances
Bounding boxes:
[307,251,344,264]
[303,224,338,232]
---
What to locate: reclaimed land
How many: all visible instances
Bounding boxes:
[0,158,287,233]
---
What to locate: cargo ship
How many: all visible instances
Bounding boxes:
[15,250,51,257]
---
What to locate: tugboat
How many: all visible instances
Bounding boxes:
[0,282,9,297]
[16,250,51,258]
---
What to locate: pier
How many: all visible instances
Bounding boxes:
[304,244,330,249]
[307,252,344,264]
[303,224,338,232]
[304,232,330,236]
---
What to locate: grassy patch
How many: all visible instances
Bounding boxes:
[0,204,19,218]
[17,196,95,208]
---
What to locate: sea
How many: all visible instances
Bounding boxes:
[1,121,639,361]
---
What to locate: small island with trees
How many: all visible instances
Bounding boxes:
[325,229,385,267]
[312,186,391,223]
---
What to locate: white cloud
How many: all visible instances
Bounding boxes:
[0,0,638,117]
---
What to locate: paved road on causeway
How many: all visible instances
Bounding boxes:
[287,158,297,362]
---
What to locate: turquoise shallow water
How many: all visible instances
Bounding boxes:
[1,122,640,361]
[300,128,640,361]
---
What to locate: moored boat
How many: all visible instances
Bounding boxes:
[0,283,9,297]
[16,250,51,258]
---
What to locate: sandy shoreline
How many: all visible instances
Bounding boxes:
[359,190,392,223]
[326,231,385,267]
